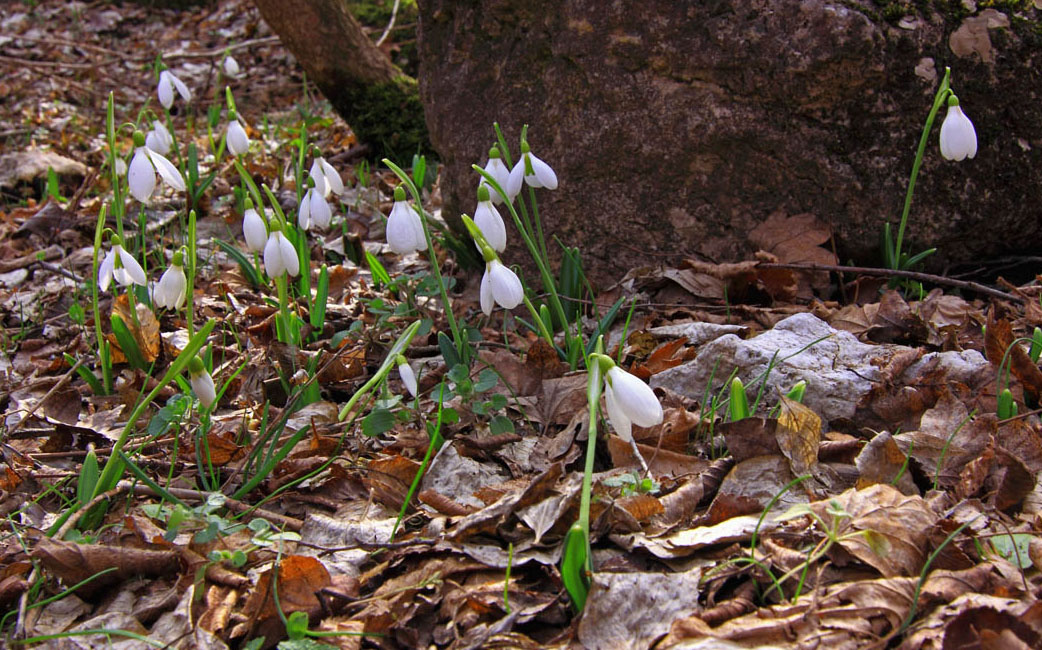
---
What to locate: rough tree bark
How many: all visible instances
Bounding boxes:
[252,0,429,162]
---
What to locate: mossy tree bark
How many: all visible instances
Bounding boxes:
[252,0,429,162]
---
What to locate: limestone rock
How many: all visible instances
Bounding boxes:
[417,1,1042,283]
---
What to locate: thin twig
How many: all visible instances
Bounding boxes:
[756,261,1017,302]
[375,0,402,47]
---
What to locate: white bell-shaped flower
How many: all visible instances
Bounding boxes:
[398,359,418,398]
[309,156,344,198]
[298,187,331,231]
[242,204,267,252]
[226,118,249,156]
[188,357,216,408]
[506,142,558,199]
[153,255,187,310]
[156,69,191,110]
[479,147,512,204]
[939,96,977,162]
[479,259,523,316]
[603,366,663,442]
[222,54,240,77]
[145,120,172,156]
[386,188,427,255]
[127,131,185,203]
[98,241,147,292]
[473,187,507,253]
[263,228,300,277]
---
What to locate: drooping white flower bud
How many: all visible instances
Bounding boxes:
[263,228,300,277]
[157,69,191,110]
[939,95,977,162]
[153,251,187,310]
[226,116,249,156]
[188,357,216,408]
[480,146,511,204]
[385,186,427,255]
[480,259,523,316]
[398,359,418,398]
[98,238,147,292]
[473,185,507,253]
[242,202,267,252]
[603,366,663,442]
[222,54,240,77]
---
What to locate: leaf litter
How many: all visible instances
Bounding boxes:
[2,1,1042,649]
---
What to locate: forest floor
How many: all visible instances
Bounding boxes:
[2,1,1042,649]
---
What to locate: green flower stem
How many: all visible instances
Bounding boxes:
[579,352,604,538]
[894,66,951,269]
[473,166,572,350]
[526,185,551,274]
[105,93,125,239]
[383,159,465,362]
[92,205,112,394]
[338,320,422,421]
[275,273,295,345]
[186,210,197,339]
[47,319,217,535]
[522,294,556,351]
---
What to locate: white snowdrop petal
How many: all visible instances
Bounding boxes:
[480,268,494,316]
[298,192,312,230]
[474,201,507,252]
[128,149,156,203]
[98,250,116,291]
[147,149,186,191]
[488,261,523,309]
[604,382,633,442]
[277,232,299,277]
[529,154,558,190]
[320,159,344,196]
[170,72,191,103]
[607,367,663,427]
[243,209,268,252]
[309,160,328,197]
[190,370,217,408]
[223,55,240,77]
[157,72,174,109]
[117,246,147,286]
[227,120,249,156]
[409,209,427,252]
[155,265,187,309]
[399,363,418,397]
[264,234,285,277]
[506,161,524,201]
[311,191,332,229]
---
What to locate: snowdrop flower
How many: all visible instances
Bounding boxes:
[602,365,664,443]
[128,130,185,203]
[298,182,332,231]
[309,153,344,198]
[222,54,240,77]
[263,225,300,277]
[479,146,511,204]
[157,69,191,110]
[145,120,172,156]
[188,357,216,408]
[473,185,507,252]
[506,139,557,200]
[386,186,427,255]
[480,260,523,316]
[98,236,146,292]
[397,356,418,398]
[242,199,267,252]
[226,111,249,156]
[113,157,127,177]
[939,94,977,162]
[153,250,187,310]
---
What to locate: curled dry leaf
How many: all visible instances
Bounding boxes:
[807,483,938,578]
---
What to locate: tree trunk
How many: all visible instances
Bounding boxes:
[252,0,429,162]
